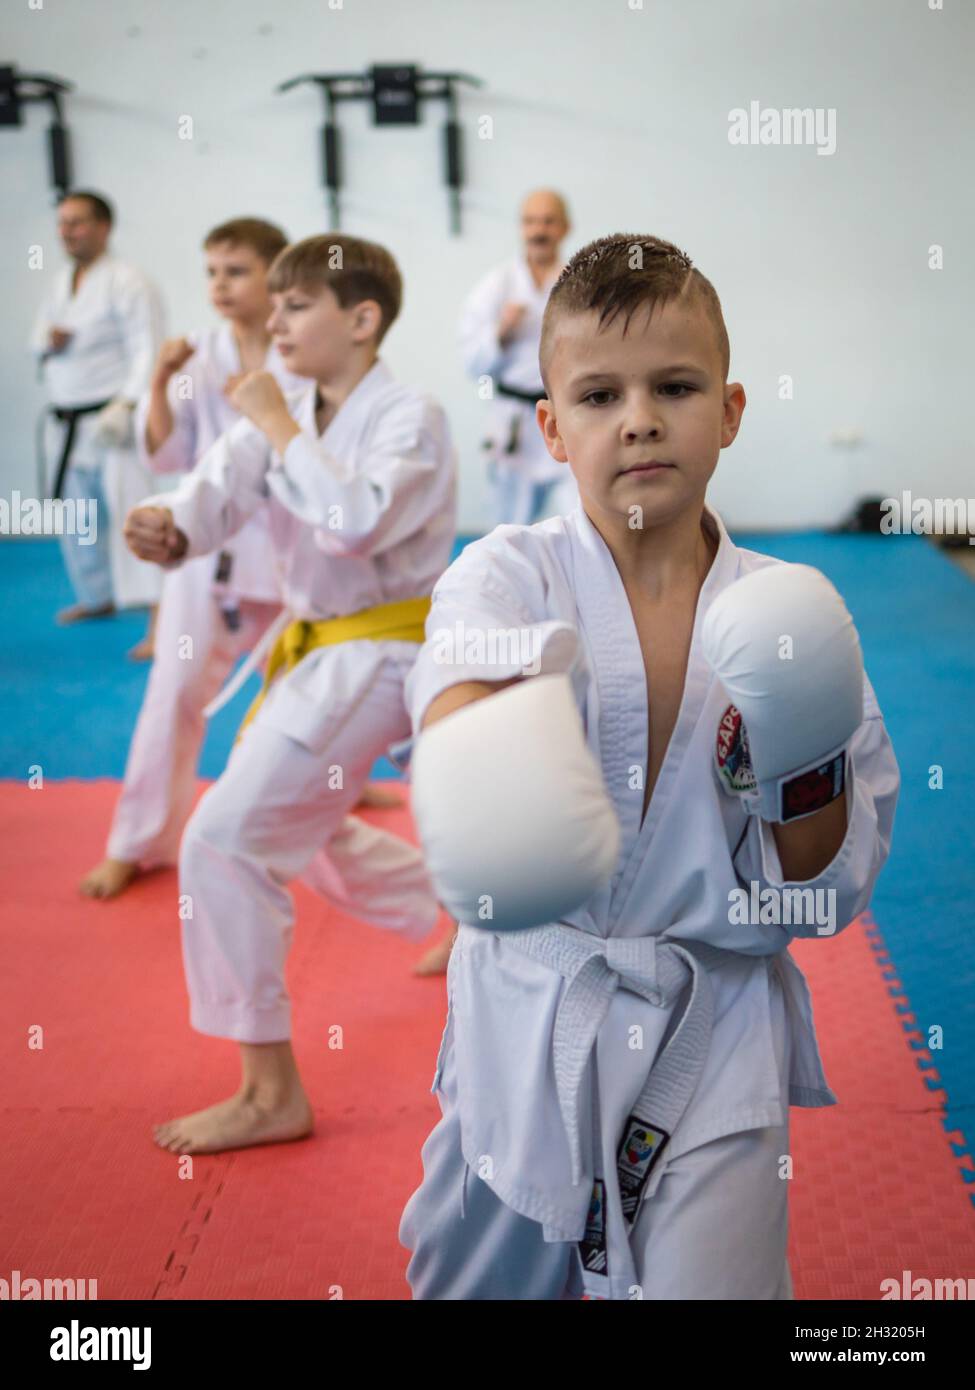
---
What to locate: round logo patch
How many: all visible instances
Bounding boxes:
[715,704,757,794]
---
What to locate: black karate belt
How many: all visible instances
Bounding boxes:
[496,380,545,405]
[46,399,113,500]
[495,381,544,455]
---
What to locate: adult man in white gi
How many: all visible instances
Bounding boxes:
[30,190,163,636]
[458,189,577,528]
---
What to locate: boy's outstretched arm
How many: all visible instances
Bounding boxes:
[133,409,273,562]
[411,674,620,932]
[420,677,522,729]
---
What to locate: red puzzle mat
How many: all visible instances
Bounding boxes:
[1,781,972,1300]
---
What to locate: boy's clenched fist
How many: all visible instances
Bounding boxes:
[124,505,188,564]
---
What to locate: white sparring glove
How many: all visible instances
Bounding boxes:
[410,673,621,931]
[701,564,863,823]
[91,398,136,449]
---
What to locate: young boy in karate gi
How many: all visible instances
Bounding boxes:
[80,218,300,900]
[400,233,900,1300]
[80,218,403,905]
[124,234,457,1153]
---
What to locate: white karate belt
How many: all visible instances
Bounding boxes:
[505,923,733,1296]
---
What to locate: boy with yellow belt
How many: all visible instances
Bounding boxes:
[125,234,456,1154]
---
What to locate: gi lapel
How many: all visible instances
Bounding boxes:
[568,503,742,933]
[315,357,393,459]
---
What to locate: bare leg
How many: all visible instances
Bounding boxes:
[127,603,158,662]
[354,782,404,810]
[413,923,457,977]
[160,670,416,1154]
[152,1040,314,1155]
[79,856,141,899]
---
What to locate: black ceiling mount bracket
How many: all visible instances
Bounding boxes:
[277,66,483,235]
[0,64,74,197]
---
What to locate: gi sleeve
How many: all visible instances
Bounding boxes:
[139,415,271,560]
[114,270,164,403]
[457,269,508,381]
[404,532,581,736]
[732,674,900,939]
[267,394,454,555]
[29,296,52,358]
[134,373,199,476]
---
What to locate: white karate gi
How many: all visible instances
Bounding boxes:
[140,360,457,1041]
[30,254,165,609]
[399,501,900,1301]
[106,325,305,867]
[458,256,577,527]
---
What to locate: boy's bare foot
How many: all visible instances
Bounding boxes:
[412,926,458,977]
[56,602,115,625]
[354,783,403,810]
[129,603,159,661]
[153,1086,314,1155]
[79,857,140,899]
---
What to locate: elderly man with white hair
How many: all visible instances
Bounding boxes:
[459,189,578,528]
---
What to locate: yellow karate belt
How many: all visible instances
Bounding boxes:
[236,595,431,740]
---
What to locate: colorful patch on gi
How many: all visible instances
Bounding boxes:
[780,751,846,822]
[617,1116,669,1223]
[579,1178,608,1274]
[715,705,757,796]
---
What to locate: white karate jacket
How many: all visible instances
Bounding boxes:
[135,323,308,604]
[141,359,457,752]
[30,253,162,407]
[405,501,899,1268]
[458,255,565,484]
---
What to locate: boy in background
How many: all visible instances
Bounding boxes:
[82,220,404,905]
[125,234,457,1153]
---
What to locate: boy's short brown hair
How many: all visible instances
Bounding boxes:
[266,234,403,346]
[203,217,289,266]
[539,233,730,394]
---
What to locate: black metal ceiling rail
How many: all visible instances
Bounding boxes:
[277,66,483,234]
[0,65,75,197]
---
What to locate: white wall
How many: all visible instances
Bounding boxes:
[3,0,972,532]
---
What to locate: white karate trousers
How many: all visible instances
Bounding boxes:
[177,652,440,1042]
[484,397,578,528]
[102,443,165,608]
[44,414,163,611]
[400,958,794,1300]
[108,556,280,867]
[489,463,565,528]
